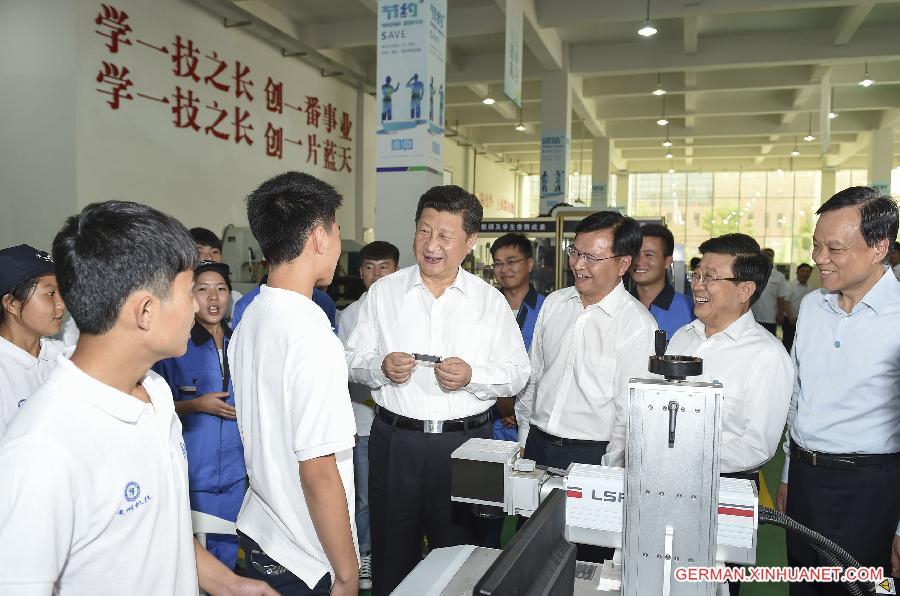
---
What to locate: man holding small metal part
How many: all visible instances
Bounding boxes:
[346,185,530,596]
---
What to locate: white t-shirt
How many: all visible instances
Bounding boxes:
[0,335,65,438]
[0,357,198,595]
[229,286,357,587]
[337,294,375,437]
[751,269,789,324]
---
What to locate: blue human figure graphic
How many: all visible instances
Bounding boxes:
[381,76,400,122]
[407,73,424,120]
[554,170,562,193]
[541,171,548,193]
[429,78,435,121]
[438,84,445,125]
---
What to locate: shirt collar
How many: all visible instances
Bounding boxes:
[571,280,628,316]
[523,284,539,309]
[55,357,151,424]
[687,309,755,342]
[821,268,898,316]
[407,264,468,296]
[0,335,39,369]
[190,320,232,346]
[629,280,676,310]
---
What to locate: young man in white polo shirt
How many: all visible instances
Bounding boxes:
[0,201,275,595]
[230,172,358,595]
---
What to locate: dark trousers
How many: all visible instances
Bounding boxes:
[786,458,900,595]
[782,316,796,352]
[524,428,611,563]
[368,414,491,596]
[238,532,331,595]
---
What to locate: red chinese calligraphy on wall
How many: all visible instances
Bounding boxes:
[93,4,355,173]
[95,4,132,53]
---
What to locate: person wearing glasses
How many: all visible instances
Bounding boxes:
[662,233,793,595]
[516,211,656,473]
[488,233,546,442]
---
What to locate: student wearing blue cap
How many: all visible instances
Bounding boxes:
[0,244,67,438]
[153,260,247,570]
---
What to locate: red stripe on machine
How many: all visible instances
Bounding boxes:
[566,489,583,499]
[718,506,754,517]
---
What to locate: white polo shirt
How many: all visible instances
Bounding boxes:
[0,357,198,596]
[0,336,66,438]
[229,286,357,588]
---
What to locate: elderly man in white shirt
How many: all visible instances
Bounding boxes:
[664,234,793,480]
[346,185,530,596]
[517,211,657,472]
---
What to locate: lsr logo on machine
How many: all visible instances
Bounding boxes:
[566,487,624,502]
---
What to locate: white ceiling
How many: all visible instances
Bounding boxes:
[191,0,900,174]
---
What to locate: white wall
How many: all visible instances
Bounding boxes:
[442,138,522,217]
[0,0,78,251]
[1,0,374,251]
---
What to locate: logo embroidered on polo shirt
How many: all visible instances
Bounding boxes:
[124,481,141,502]
[117,481,152,516]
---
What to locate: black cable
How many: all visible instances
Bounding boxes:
[758,506,876,596]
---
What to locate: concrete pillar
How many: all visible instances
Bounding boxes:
[821,168,836,202]
[538,50,571,214]
[615,173,629,211]
[590,136,610,209]
[868,125,893,196]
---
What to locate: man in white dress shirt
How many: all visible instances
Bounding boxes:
[666,233,793,479]
[516,211,657,471]
[346,185,530,596]
[751,247,789,335]
[775,187,899,595]
[781,263,814,352]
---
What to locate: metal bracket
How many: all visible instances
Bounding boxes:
[223,18,251,28]
[282,49,307,58]
[320,69,344,78]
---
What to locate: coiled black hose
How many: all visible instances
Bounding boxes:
[758,506,876,596]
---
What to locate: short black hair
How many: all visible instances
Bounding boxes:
[489,233,533,260]
[414,185,483,237]
[52,201,198,335]
[796,263,812,271]
[359,241,399,265]
[689,256,701,270]
[0,277,40,326]
[640,223,675,257]
[698,233,771,306]
[246,172,343,265]
[573,211,642,259]
[893,241,900,252]
[816,186,899,252]
[189,227,222,250]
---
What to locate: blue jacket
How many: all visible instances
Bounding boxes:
[153,322,246,493]
[232,281,338,334]
[515,285,545,352]
[494,285,545,441]
[630,281,695,344]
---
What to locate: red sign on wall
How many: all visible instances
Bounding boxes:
[93,3,353,171]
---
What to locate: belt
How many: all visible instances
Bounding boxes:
[790,440,900,469]
[534,426,607,447]
[374,405,490,434]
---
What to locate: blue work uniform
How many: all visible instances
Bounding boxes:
[630,281,694,344]
[493,285,545,441]
[153,322,246,569]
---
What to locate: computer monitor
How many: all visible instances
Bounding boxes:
[473,488,576,596]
